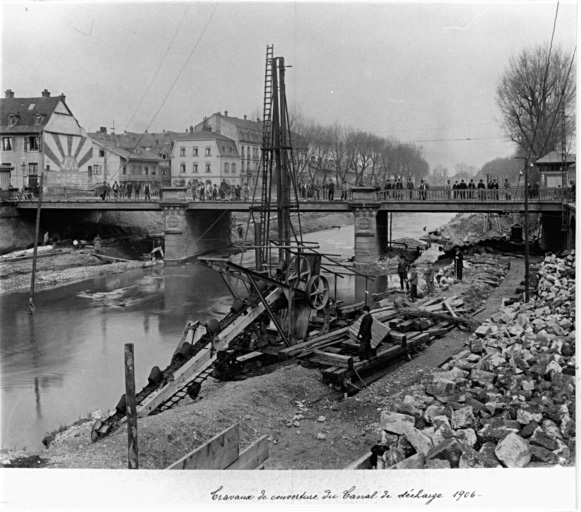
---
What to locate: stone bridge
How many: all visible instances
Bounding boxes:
[4,186,573,262]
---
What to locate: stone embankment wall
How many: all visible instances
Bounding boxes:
[368,250,575,469]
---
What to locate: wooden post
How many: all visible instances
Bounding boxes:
[124,343,138,469]
[28,170,45,315]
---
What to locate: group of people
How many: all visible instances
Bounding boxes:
[444,178,509,200]
[96,181,157,200]
[188,180,250,201]
[357,249,465,360]
[297,179,343,201]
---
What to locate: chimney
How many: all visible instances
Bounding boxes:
[42,89,50,97]
[100,127,107,134]
[224,110,228,116]
[5,89,14,99]
[189,125,193,133]
[244,115,247,120]
[60,93,66,102]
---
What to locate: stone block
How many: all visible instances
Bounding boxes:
[560,415,576,439]
[451,407,476,429]
[431,415,451,429]
[519,421,539,438]
[516,408,543,425]
[494,433,531,468]
[541,419,563,441]
[454,428,477,447]
[470,369,496,385]
[530,428,558,451]
[397,435,415,458]
[395,401,423,419]
[403,426,434,456]
[530,445,559,464]
[479,442,502,466]
[381,411,415,435]
[388,453,425,470]
[474,325,492,338]
[478,423,519,444]
[553,439,572,463]
[381,432,399,446]
[459,446,502,468]
[425,438,465,468]
[424,458,451,469]
[424,405,448,424]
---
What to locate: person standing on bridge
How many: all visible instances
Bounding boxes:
[468,179,476,199]
[328,179,335,201]
[395,178,403,199]
[445,180,452,199]
[134,182,141,199]
[112,181,119,198]
[407,178,414,199]
[243,183,249,202]
[477,179,486,200]
[504,179,511,200]
[144,183,151,200]
[357,305,374,360]
[419,180,428,200]
[454,248,464,281]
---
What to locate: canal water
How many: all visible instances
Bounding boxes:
[0,212,454,451]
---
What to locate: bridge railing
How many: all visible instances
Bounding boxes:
[8,186,571,204]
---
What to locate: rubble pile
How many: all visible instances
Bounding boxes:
[369,251,575,469]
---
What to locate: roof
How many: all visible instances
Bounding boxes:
[175,131,239,157]
[0,96,68,133]
[90,136,163,162]
[89,130,180,151]
[535,150,576,165]
[198,113,308,149]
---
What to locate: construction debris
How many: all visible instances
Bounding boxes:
[356,250,575,469]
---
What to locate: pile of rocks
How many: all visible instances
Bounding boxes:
[370,251,575,469]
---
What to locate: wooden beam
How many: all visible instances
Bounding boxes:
[167,424,239,470]
[344,451,373,469]
[225,436,270,470]
[310,350,353,369]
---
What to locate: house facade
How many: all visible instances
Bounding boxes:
[0,89,92,190]
[535,150,576,188]
[171,128,240,189]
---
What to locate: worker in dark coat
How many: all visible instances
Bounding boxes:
[357,305,374,360]
[454,248,464,281]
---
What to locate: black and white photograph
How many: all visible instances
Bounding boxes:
[0,1,577,510]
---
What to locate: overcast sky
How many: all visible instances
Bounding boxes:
[1,1,577,171]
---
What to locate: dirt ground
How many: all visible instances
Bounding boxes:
[0,250,150,296]
[1,251,526,470]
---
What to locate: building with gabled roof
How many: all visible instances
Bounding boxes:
[171,127,240,189]
[0,89,92,190]
[193,111,307,191]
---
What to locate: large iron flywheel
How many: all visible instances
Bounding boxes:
[285,255,311,289]
[305,275,329,310]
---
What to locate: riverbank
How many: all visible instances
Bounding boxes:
[0,249,529,469]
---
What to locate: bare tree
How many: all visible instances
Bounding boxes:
[496,44,576,160]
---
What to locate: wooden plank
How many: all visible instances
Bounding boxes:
[167,424,239,470]
[353,344,405,372]
[279,327,350,358]
[345,451,373,470]
[310,350,353,369]
[443,301,458,318]
[225,436,270,470]
[296,337,350,358]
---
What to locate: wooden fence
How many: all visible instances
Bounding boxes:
[166,423,269,470]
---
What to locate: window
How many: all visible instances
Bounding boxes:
[99,149,105,157]
[144,166,149,175]
[2,137,12,151]
[8,114,17,126]
[193,164,198,173]
[180,147,185,157]
[152,167,156,175]
[241,161,245,172]
[241,146,245,157]
[28,163,38,174]
[122,166,127,175]
[193,147,198,156]
[231,163,236,174]
[131,165,136,174]
[224,163,229,174]
[205,163,211,173]
[24,136,40,152]
[205,147,211,156]
[162,154,167,160]
[180,164,186,174]
[162,169,167,176]
[93,164,101,175]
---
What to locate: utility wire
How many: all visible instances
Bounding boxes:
[124,4,192,133]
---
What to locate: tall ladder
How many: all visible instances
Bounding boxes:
[258,44,274,267]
